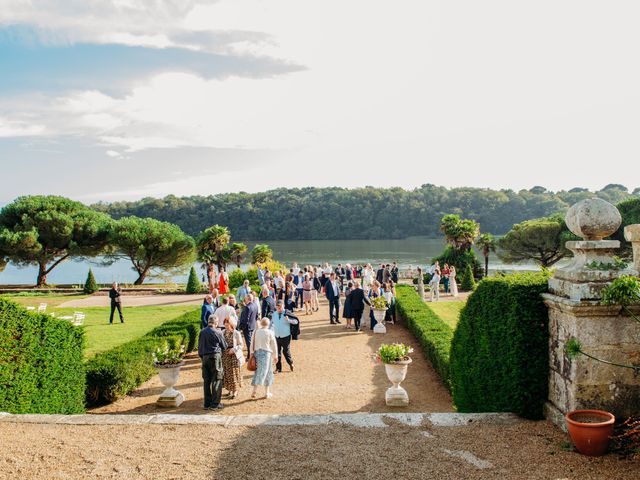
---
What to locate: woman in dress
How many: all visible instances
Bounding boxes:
[218,267,229,295]
[363,264,374,291]
[382,282,395,324]
[208,264,216,294]
[368,280,383,330]
[450,266,459,298]
[311,268,321,312]
[302,273,313,315]
[222,316,244,399]
[250,317,278,399]
[342,281,354,329]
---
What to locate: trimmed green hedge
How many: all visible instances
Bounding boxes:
[0,298,85,414]
[449,272,550,419]
[395,285,454,389]
[85,308,200,406]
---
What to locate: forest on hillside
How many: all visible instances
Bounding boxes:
[92,184,638,240]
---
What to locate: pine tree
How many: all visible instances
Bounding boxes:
[460,264,476,291]
[83,268,99,294]
[186,266,201,294]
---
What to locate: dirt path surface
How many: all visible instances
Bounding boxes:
[92,299,454,415]
[59,294,205,308]
[1,420,637,479]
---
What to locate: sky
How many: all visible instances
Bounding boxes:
[1,0,640,204]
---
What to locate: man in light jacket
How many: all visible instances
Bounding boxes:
[270,300,299,372]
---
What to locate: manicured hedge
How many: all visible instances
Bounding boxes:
[449,272,550,419]
[395,285,454,390]
[85,308,200,406]
[0,298,85,414]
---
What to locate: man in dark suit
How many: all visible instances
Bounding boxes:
[325,272,341,324]
[198,316,228,410]
[348,280,371,332]
[335,264,346,288]
[238,293,259,355]
[201,294,216,329]
[261,286,276,319]
[376,264,385,284]
[109,282,124,324]
[391,262,399,283]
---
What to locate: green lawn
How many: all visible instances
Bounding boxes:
[426,301,465,329]
[53,305,198,357]
[0,293,89,308]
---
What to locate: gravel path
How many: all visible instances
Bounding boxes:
[1,420,637,479]
[92,299,453,414]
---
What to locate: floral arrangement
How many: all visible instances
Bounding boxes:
[153,342,186,367]
[371,296,389,310]
[376,343,413,364]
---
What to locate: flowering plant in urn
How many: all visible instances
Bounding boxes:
[376,343,413,364]
[153,341,185,368]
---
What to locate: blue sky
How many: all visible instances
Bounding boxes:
[1,0,640,203]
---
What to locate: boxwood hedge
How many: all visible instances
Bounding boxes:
[0,298,85,414]
[449,272,550,419]
[395,285,454,390]
[85,308,200,406]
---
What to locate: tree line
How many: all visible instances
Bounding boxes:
[92,184,638,240]
[0,196,274,287]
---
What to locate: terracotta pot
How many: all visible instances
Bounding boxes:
[565,409,615,456]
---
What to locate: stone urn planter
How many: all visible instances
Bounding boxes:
[384,357,412,406]
[155,361,185,408]
[565,409,615,456]
[372,308,387,333]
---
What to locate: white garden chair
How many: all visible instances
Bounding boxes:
[72,312,85,326]
[25,306,36,311]
[37,303,47,313]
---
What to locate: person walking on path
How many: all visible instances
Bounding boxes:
[429,269,441,302]
[271,300,299,373]
[342,281,354,329]
[311,269,321,312]
[442,264,451,295]
[368,281,383,330]
[214,296,237,328]
[201,294,216,329]
[391,262,399,283]
[222,316,244,399]
[325,272,341,324]
[198,316,228,410]
[238,293,259,357]
[261,286,276,319]
[218,267,229,295]
[450,266,459,298]
[294,271,304,310]
[236,280,252,304]
[348,280,370,332]
[250,317,278,399]
[302,273,313,315]
[108,282,124,324]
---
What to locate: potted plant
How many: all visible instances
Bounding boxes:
[153,340,186,408]
[565,275,640,456]
[371,296,389,334]
[376,343,413,406]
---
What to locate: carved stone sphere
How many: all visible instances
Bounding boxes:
[565,198,622,241]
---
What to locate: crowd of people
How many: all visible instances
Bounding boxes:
[197,261,401,410]
[426,260,459,302]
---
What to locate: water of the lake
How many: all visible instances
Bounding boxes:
[0,237,544,285]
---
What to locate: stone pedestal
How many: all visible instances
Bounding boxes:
[543,295,640,428]
[544,199,640,428]
[625,224,640,272]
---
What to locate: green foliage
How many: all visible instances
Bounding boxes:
[440,214,480,251]
[614,198,640,252]
[197,225,231,271]
[498,215,574,268]
[83,269,99,294]
[371,296,389,309]
[476,233,496,277]
[108,216,195,285]
[376,343,414,364]
[460,264,476,291]
[395,285,454,389]
[0,298,85,414]
[92,186,637,240]
[449,272,550,419]
[602,276,640,325]
[0,195,113,286]
[186,266,202,294]
[228,268,248,290]
[251,244,273,264]
[85,309,200,406]
[226,242,247,268]
[585,257,628,271]
[434,246,483,279]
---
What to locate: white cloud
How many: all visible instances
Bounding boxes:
[0,117,46,137]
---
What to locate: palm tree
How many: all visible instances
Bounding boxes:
[226,242,248,268]
[197,225,231,273]
[440,214,480,252]
[476,233,496,278]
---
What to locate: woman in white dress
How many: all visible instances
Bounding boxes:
[450,266,459,298]
[362,263,374,291]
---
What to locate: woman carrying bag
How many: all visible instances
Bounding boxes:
[249,317,278,399]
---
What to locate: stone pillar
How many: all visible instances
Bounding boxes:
[625,224,640,272]
[543,198,640,428]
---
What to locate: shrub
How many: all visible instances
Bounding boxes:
[228,267,247,290]
[186,266,201,293]
[83,269,99,294]
[395,285,454,389]
[449,271,550,419]
[85,308,200,406]
[460,264,476,291]
[0,298,85,414]
[434,245,483,278]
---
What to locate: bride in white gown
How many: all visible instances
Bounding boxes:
[450,266,459,297]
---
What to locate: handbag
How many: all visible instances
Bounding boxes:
[247,354,257,371]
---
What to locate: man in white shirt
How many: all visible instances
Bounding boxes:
[214,296,238,327]
[292,262,300,277]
